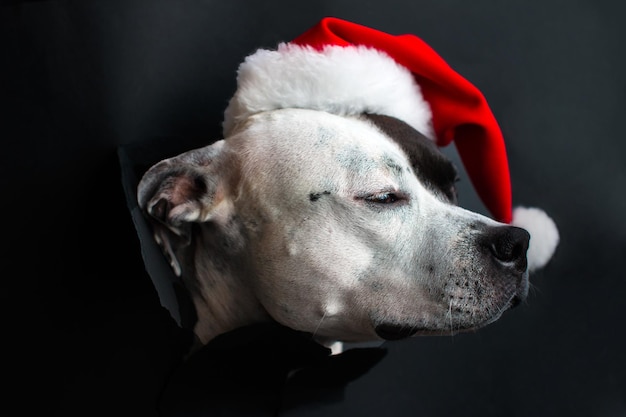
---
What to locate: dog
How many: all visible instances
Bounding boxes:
[137,110,530,350]
[136,18,558,354]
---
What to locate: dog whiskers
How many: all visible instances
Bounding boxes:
[527,281,541,301]
[312,311,327,338]
[447,299,454,334]
[492,297,512,322]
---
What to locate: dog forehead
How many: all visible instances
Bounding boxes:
[233,109,410,177]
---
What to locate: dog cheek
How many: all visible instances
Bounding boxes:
[365,283,441,330]
[255,226,376,329]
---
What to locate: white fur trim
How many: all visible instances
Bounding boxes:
[223,43,434,138]
[512,206,559,272]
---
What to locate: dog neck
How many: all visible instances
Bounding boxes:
[180,223,271,346]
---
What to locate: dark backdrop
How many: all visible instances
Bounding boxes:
[3,1,625,416]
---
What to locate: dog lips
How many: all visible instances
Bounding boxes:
[374,323,419,340]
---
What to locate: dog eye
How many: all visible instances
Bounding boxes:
[365,192,401,204]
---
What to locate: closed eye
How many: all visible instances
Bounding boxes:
[366,192,400,204]
[357,191,408,206]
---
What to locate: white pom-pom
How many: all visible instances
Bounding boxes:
[512,206,559,271]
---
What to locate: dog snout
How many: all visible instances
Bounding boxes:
[481,225,530,272]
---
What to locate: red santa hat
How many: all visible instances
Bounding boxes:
[223,17,558,271]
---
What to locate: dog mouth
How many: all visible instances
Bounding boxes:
[374,323,421,340]
[374,318,498,341]
[374,322,478,340]
[374,289,527,341]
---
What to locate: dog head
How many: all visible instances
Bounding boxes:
[138,109,531,343]
[137,18,558,346]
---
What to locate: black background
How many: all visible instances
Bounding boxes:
[3,1,625,416]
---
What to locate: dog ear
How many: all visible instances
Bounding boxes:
[137,140,232,275]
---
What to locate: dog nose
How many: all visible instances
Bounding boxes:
[482,226,530,271]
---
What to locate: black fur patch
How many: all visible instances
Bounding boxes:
[309,191,331,202]
[365,114,459,204]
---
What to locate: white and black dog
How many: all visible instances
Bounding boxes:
[137,22,558,353]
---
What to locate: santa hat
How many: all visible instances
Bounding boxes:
[223,17,559,271]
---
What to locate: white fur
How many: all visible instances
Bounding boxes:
[512,206,559,271]
[223,43,434,139]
